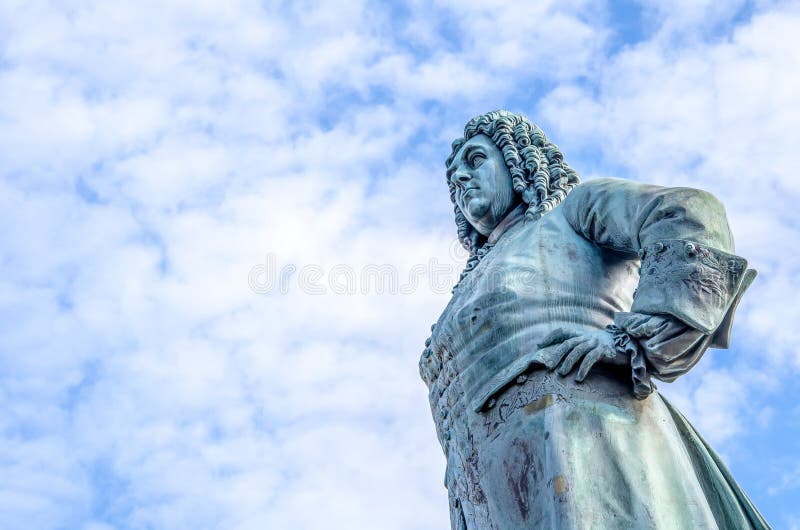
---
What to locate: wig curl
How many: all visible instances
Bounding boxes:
[447,110,580,256]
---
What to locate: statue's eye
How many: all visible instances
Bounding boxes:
[469,153,486,168]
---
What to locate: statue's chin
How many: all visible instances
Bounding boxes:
[464,198,490,226]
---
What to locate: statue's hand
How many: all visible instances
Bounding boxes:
[534,328,628,382]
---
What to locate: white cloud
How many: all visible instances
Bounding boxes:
[0,0,797,528]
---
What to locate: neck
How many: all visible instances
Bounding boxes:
[487,203,526,244]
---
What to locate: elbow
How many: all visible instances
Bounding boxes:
[688,189,735,252]
[659,187,735,252]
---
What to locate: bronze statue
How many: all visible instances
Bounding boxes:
[420,110,769,529]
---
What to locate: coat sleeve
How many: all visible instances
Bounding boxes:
[561,178,756,388]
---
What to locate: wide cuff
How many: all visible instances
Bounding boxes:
[632,239,750,334]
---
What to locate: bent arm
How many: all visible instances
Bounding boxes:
[561,178,755,392]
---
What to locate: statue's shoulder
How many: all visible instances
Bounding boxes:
[561,177,646,213]
[568,177,652,196]
[569,177,722,202]
[563,177,715,213]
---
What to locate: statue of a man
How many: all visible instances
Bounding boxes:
[420,110,770,529]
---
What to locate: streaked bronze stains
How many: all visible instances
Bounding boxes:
[524,393,555,414]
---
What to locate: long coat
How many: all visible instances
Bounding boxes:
[419,178,769,529]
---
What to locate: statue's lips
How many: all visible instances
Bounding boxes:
[462,187,479,199]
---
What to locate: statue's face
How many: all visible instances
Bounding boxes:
[447,133,516,236]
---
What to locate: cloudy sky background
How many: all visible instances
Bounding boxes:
[1,0,799,528]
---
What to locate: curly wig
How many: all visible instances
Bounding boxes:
[447,110,580,256]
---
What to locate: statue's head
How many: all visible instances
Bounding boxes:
[446,110,580,255]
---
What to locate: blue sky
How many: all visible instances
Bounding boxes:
[1,0,799,528]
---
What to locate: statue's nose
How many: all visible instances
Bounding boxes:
[451,170,471,185]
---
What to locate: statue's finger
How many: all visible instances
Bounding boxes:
[556,338,594,376]
[575,347,604,382]
[532,344,564,370]
[553,336,588,362]
[537,327,579,348]
[535,336,584,370]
